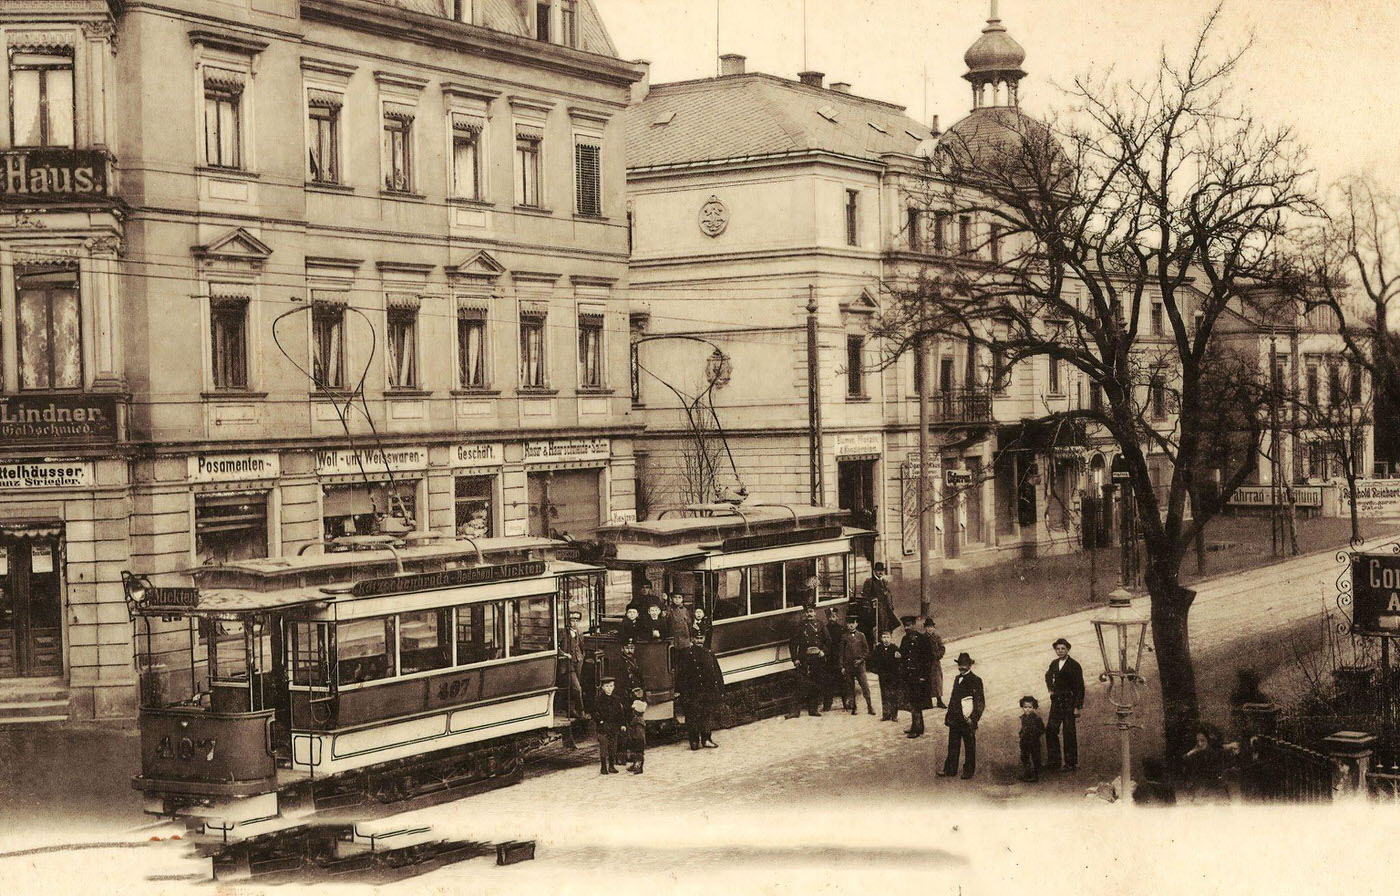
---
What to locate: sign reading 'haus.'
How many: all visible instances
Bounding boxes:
[0,394,119,445]
[1,149,109,203]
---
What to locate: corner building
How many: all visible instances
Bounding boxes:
[1,0,640,720]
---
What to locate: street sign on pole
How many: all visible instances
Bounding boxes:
[1351,552,1400,636]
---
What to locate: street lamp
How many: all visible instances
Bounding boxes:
[1092,586,1149,804]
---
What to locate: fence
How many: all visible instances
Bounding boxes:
[1244,735,1337,803]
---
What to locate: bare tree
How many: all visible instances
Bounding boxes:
[1293,367,1371,542]
[871,9,1314,753]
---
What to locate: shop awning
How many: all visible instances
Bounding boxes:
[0,520,64,541]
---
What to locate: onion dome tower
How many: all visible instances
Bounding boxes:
[962,0,1026,110]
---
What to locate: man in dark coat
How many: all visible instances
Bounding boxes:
[674,641,725,749]
[593,677,625,774]
[638,604,668,641]
[1044,637,1086,772]
[938,652,985,779]
[869,629,903,722]
[558,610,586,718]
[787,606,829,717]
[840,615,875,715]
[859,562,898,638]
[822,609,847,711]
[615,639,644,700]
[923,618,947,709]
[897,615,934,737]
[666,594,692,648]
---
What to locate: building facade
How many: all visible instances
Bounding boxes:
[1,0,640,720]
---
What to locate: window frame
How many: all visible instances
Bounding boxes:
[519,313,548,388]
[209,295,250,391]
[1047,354,1061,395]
[310,301,346,390]
[15,267,83,392]
[577,313,605,389]
[382,110,414,193]
[515,133,542,208]
[452,127,483,200]
[386,306,419,390]
[560,0,579,47]
[307,101,341,185]
[203,85,243,170]
[9,49,75,148]
[845,189,860,246]
[456,308,489,389]
[574,139,602,217]
[845,333,865,398]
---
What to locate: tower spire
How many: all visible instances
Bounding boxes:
[962,0,1026,109]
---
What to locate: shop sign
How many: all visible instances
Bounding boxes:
[834,433,883,458]
[1350,553,1400,635]
[451,442,504,469]
[0,461,94,490]
[0,394,119,446]
[1343,480,1400,518]
[1,148,109,203]
[945,469,974,487]
[315,446,428,477]
[188,452,281,483]
[523,438,610,464]
[351,560,547,598]
[1228,486,1323,508]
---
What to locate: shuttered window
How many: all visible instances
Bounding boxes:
[210,294,249,390]
[575,141,601,216]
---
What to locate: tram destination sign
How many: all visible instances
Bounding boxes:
[0,394,119,445]
[720,525,845,554]
[1350,553,1400,636]
[351,560,547,598]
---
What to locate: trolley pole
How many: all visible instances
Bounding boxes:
[918,335,932,618]
[807,289,823,506]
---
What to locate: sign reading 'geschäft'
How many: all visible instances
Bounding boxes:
[451,443,504,468]
[0,461,94,490]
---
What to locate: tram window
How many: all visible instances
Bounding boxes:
[511,596,555,655]
[204,618,249,681]
[748,563,783,614]
[783,558,818,608]
[816,554,848,603]
[455,602,506,664]
[712,569,746,620]
[336,617,396,684]
[399,608,452,675]
[289,622,329,687]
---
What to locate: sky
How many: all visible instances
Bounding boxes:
[594,0,1400,193]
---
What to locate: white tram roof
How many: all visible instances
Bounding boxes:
[596,504,849,542]
[204,535,562,580]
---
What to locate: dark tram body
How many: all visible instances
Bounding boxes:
[126,536,601,837]
[583,504,864,721]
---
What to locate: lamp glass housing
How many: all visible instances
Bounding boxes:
[1092,591,1148,677]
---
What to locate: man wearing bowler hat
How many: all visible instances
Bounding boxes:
[1044,637,1086,772]
[938,651,984,779]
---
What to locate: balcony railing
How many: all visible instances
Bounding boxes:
[924,388,994,424]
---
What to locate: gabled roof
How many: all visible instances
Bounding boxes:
[193,227,273,262]
[369,1,619,57]
[627,73,933,170]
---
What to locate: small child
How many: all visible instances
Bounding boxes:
[626,687,648,774]
[869,630,903,722]
[1019,695,1046,782]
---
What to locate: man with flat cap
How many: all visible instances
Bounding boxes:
[897,615,934,737]
[1045,637,1085,772]
[593,676,625,774]
[938,651,985,779]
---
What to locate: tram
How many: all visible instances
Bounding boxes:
[125,535,602,838]
[582,503,866,723]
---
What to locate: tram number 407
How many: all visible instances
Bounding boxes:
[155,735,217,762]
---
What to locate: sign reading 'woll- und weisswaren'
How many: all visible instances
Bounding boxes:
[315,447,428,477]
[1351,553,1400,635]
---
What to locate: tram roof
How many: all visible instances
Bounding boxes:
[594,504,850,547]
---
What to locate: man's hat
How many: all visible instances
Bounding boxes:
[900,614,918,625]
[568,610,583,619]
[923,617,936,627]
[955,652,974,666]
[601,676,616,684]
[873,562,886,572]
[1052,638,1071,650]
[632,686,643,695]
[845,615,858,623]
[623,638,637,646]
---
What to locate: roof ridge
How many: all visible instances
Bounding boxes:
[645,72,910,113]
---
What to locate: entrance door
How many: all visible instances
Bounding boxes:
[838,459,878,562]
[0,534,64,678]
[942,471,960,559]
[528,470,602,539]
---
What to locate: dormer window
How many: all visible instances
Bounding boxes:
[9,50,75,147]
[536,3,552,42]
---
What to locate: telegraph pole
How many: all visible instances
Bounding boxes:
[807,288,823,506]
[918,335,933,618]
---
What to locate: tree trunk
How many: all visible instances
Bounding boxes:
[1347,474,1361,544]
[1189,482,1207,575]
[1146,567,1200,761]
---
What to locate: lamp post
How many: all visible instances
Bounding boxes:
[1092,586,1149,805]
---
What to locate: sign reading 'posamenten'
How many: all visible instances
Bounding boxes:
[0,394,119,445]
[1,149,109,203]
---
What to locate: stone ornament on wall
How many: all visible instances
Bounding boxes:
[698,195,729,238]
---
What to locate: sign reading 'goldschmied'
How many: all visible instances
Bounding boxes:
[0,394,119,445]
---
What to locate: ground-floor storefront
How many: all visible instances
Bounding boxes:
[0,435,635,721]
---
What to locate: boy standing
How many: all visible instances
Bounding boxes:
[594,677,624,774]
[840,615,875,716]
[626,686,648,774]
[869,630,903,722]
[1018,695,1046,782]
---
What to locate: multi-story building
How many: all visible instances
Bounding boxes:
[0,0,640,720]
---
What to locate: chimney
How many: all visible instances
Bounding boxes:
[798,70,824,88]
[719,53,746,76]
[930,114,941,136]
[631,59,652,103]
[829,82,851,94]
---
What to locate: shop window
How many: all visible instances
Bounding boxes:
[382,105,414,192]
[452,117,483,199]
[16,269,82,390]
[336,617,396,684]
[311,301,344,389]
[323,482,417,540]
[747,562,783,614]
[195,493,269,565]
[387,308,418,389]
[712,569,746,620]
[575,140,601,216]
[10,51,74,147]
[399,608,452,675]
[203,80,243,169]
[783,558,818,608]
[511,596,554,655]
[515,129,542,207]
[578,314,603,388]
[457,311,488,388]
[307,96,341,184]
[454,475,494,537]
[455,601,505,664]
[520,314,547,387]
[210,296,248,390]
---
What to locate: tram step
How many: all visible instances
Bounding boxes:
[336,822,438,858]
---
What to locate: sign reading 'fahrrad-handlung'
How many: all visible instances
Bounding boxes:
[1350,553,1400,635]
[1,149,109,203]
[0,394,119,445]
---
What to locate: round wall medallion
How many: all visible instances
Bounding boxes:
[698,195,729,237]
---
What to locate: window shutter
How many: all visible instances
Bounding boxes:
[575,142,601,216]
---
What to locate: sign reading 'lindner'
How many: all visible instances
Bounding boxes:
[1,149,109,202]
[0,394,119,445]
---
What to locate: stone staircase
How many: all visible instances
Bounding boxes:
[0,678,70,725]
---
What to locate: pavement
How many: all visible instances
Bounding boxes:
[0,537,1393,894]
